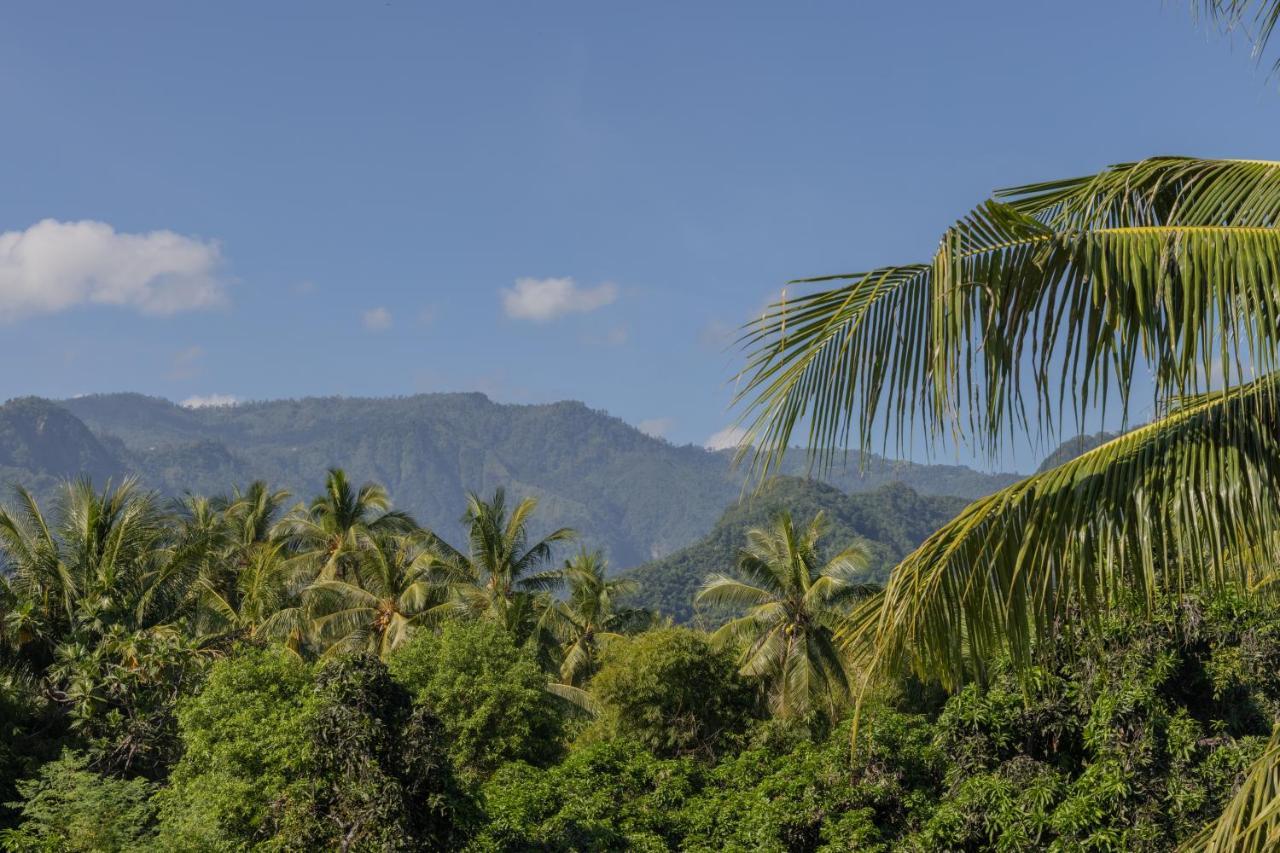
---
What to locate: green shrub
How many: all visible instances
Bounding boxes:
[152,645,313,850]
[278,654,473,851]
[587,627,754,759]
[1,752,155,852]
[389,621,564,777]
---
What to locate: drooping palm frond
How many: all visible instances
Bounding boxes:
[736,157,1280,473]
[841,374,1280,692]
[1183,728,1280,851]
[1195,0,1280,68]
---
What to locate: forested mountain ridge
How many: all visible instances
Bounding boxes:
[622,477,969,622]
[0,392,1020,567]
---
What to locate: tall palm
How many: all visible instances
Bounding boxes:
[429,488,575,639]
[274,468,415,583]
[696,512,873,723]
[0,479,184,655]
[730,9,1280,845]
[540,548,650,686]
[301,531,438,658]
[187,482,294,642]
[194,539,302,644]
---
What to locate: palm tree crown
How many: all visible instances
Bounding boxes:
[541,548,649,686]
[696,512,874,723]
[430,488,575,637]
[274,468,414,582]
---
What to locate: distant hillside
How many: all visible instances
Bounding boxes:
[0,392,1020,567]
[1036,431,1119,473]
[621,477,969,623]
[0,398,125,499]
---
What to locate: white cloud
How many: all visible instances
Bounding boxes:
[501,276,619,322]
[362,306,392,331]
[181,393,238,409]
[637,417,673,438]
[705,425,748,451]
[0,219,226,321]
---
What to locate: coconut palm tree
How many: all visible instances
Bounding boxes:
[540,548,650,686]
[428,488,575,640]
[186,482,294,643]
[734,153,1280,850]
[0,479,183,657]
[193,539,302,644]
[302,532,440,658]
[730,9,1280,844]
[273,468,415,583]
[222,481,291,552]
[695,512,873,723]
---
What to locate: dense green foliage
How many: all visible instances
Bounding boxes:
[0,393,1016,568]
[152,646,313,847]
[389,621,565,778]
[1,753,156,852]
[466,595,1280,852]
[585,628,756,760]
[0,467,1274,850]
[625,478,965,621]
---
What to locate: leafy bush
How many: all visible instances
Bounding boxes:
[389,621,564,777]
[278,654,472,851]
[0,752,155,852]
[153,645,313,850]
[586,627,755,760]
[473,740,699,852]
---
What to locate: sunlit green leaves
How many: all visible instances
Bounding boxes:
[736,157,1280,472]
[841,374,1280,692]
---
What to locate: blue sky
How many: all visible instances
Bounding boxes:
[1,1,1277,472]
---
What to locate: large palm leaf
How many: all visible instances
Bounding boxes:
[736,157,1280,474]
[841,375,1280,692]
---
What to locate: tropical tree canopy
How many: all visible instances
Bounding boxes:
[540,548,650,687]
[427,488,575,638]
[697,511,874,722]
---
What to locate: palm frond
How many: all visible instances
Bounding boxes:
[842,374,1280,691]
[736,157,1280,471]
[1184,727,1280,852]
[695,575,778,611]
[1194,1,1280,68]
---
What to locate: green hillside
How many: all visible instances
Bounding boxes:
[0,393,1018,567]
[622,477,969,622]
[1035,431,1120,473]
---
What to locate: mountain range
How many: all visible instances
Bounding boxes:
[0,392,1024,569]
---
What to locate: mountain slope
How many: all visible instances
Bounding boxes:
[621,477,969,622]
[1036,431,1119,473]
[0,392,1021,567]
[0,397,125,498]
